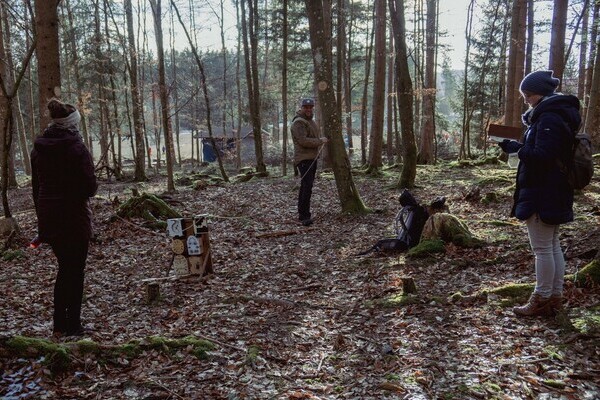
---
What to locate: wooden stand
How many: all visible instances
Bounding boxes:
[166,215,213,277]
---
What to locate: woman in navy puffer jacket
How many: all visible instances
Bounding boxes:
[498,70,581,318]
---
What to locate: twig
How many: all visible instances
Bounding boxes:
[317,353,326,372]
[146,378,186,400]
[255,228,315,238]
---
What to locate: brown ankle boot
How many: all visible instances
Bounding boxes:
[513,293,552,317]
[547,294,564,315]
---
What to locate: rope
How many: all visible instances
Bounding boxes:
[298,142,326,181]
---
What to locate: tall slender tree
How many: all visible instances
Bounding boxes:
[125,0,147,181]
[366,0,386,173]
[417,0,437,164]
[241,0,266,174]
[549,0,568,84]
[304,0,367,213]
[504,0,527,127]
[388,0,417,188]
[149,0,176,191]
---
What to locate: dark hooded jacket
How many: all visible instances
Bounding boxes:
[511,94,581,224]
[31,126,97,243]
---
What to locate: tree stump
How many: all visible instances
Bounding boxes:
[146,282,160,303]
[401,277,417,294]
[420,213,482,247]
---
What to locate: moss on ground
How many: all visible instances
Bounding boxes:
[407,239,445,258]
[1,334,216,371]
[567,260,600,287]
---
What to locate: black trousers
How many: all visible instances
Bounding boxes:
[50,239,89,334]
[296,159,317,221]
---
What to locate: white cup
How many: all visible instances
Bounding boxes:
[507,153,519,169]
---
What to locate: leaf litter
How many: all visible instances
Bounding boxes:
[1,162,599,399]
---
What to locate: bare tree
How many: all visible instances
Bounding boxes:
[282,0,289,176]
[388,0,417,188]
[417,0,437,164]
[170,0,229,182]
[366,0,386,173]
[549,0,568,84]
[304,0,367,213]
[241,0,266,174]
[503,0,527,127]
[35,0,61,130]
[149,0,176,191]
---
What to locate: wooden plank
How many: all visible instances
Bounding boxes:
[487,124,523,142]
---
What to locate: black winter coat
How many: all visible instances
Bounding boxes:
[512,94,581,225]
[31,126,97,244]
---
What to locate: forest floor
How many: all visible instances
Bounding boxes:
[1,159,599,400]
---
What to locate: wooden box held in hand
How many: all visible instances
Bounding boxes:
[167,215,213,277]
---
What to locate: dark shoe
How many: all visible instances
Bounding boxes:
[301,218,313,226]
[547,294,564,315]
[513,293,552,317]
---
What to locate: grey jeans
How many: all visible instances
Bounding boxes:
[526,214,565,297]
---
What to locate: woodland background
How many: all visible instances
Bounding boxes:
[0,0,599,399]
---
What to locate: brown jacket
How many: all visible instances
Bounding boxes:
[291,110,322,164]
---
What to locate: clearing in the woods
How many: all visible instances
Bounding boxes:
[1,160,599,399]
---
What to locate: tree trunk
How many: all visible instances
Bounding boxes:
[282,0,289,176]
[35,0,61,130]
[360,7,374,165]
[366,0,386,173]
[2,4,30,176]
[242,0,266,174]
[504,0,527,127]
[549,0,568,85]
[584,30,600,147]
[125,0,147,181]
[386,28,394,165]
[304,0,367,214]
[149,0,176,192]
[417,0,437,164]
[64,0,92,153]
[584,2,599,122]
[579,2,590,100]
[388,0,417,188]
[344,0,354,152]
[460,0,474,160]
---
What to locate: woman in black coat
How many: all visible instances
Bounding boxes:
[498,70,581,317]
[31,99,97,336]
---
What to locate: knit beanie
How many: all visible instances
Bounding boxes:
[47,98,76,119]
[519,70,560,96]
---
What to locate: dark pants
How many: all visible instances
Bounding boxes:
[296,159,317,221]
[50,239,89,334]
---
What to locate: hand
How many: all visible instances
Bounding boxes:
[321,137,329,144]
[498,139,522,153]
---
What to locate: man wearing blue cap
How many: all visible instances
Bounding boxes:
[291,98,328,226]
[497,70,581,317]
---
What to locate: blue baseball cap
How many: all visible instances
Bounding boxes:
[301,98,315,107]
